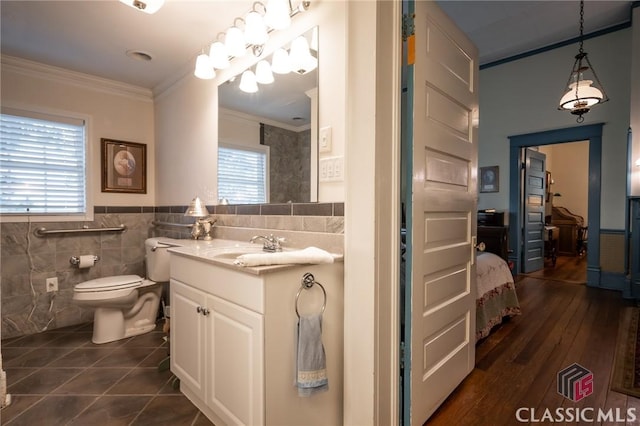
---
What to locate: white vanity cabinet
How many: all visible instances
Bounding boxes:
[171,279,264,425]
[169,251,344,426]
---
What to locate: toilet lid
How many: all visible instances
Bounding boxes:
[74,275,143,292]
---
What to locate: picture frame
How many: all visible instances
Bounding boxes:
[479,166,499,193]
[101,138,147,193]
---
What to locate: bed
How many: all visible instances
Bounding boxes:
[399,225,520,342]
[475,226,521,341]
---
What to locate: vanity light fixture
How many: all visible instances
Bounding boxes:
[558,0,609,123]
[271,48,291,74]
[193,1,311,79]
[119,0,164,14]
[245,8,269,46]
[239,70,259,93]
[263,0,291,30]
[288,35,317,75]
[255,60,275,84]
[194,53,215,79]
[209,38,230,69]
[225,20,247,59]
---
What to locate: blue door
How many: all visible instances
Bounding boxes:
[523,148,546,273]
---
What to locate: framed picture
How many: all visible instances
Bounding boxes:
[101,138,147,193]
[479,166,499,193]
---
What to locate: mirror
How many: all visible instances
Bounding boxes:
[218,27,318,204]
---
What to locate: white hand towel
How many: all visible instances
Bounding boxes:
[233,247,335,267]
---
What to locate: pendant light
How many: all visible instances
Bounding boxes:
[557,0,609,123]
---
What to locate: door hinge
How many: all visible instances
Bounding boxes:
[402,13,415,41]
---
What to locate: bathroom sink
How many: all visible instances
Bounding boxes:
[211,250,261,260]
[205,246,293,261]
[202,245,266,260]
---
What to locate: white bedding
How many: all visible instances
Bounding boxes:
[477,252,514,297]
[475,251,521,341]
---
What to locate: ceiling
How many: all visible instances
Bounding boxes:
[437,0,632,66]
[0,1,633,119]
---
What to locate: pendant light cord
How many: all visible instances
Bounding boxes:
[578,0,585,55]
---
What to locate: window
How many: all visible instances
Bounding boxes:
[0,109,87,216]
[218,144,268,204]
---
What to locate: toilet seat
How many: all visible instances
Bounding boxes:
[74,275,143,292]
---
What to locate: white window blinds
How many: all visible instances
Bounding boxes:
[218,145,267,204]
[0,112,86,215]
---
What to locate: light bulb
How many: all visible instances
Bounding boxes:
[209,41,230,69]
[289,36,316,75]
[225,26,246,58]
[244,11,269,46]
[264,0,290,30]
[194,54,215,80]
[255,60,274,84]
[271,48,290,74]
[239,70,258,93]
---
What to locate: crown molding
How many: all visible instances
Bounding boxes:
[220,107,311,133]
[1,55,153,103]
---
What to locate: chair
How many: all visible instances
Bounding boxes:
[576,226,588,257]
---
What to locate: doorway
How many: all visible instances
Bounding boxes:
[521,142,589,283]
[508,124,603,286]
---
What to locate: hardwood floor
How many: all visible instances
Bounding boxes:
[427,260,639,426]
[521,254,588,284]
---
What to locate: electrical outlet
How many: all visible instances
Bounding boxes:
[46,277,58,292]
[319,156,345,182]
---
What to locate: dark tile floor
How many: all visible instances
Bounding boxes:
[1,322,214,425]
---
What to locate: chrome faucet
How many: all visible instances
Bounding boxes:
[250,234,284,252]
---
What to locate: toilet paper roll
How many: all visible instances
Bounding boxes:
[78,255,96,269]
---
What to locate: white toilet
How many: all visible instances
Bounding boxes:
[73,237,178,344]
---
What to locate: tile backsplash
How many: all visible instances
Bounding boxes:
[1,203,344,338]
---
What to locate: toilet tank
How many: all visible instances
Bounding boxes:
[145,238,179,282]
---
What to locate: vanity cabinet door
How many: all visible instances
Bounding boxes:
[170,279,207,397]
[206,294,264,426]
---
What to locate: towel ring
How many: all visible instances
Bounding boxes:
[295,272,327,319]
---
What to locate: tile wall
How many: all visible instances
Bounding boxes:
[0,203,344,338]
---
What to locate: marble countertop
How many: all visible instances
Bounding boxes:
[163,237,342,276]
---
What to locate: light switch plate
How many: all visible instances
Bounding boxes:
[319,126,332,153]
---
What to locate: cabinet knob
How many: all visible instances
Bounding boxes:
[196,306,202,314]
[202,308,210,316]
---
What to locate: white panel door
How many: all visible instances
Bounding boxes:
[407,1,478,424]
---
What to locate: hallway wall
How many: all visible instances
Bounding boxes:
[477,28,631,230]
[539,141,589,222]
